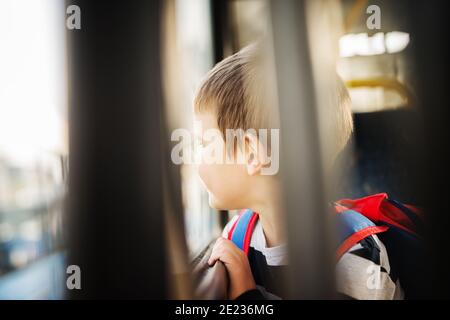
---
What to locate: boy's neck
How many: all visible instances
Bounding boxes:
[250,181,286,248]
[259,211,286,248]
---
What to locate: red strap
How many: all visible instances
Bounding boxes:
[243,213,259,255]
[336,225,389,261]
[337,193,387,222]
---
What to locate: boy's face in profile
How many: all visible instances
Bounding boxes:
[194,110,254,211]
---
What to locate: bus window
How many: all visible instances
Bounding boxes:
[0,0,67,299]
[163,0,222,258]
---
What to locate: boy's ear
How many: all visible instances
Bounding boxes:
[245,133,264,176]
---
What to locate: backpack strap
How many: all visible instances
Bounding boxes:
[336,210,389,261]
[336,193,421,236]
[227,209,259,255]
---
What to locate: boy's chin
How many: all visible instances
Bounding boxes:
[208,194,226,210]
[208,197,220,210]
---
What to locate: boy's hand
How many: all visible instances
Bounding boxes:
[208,237,256,299]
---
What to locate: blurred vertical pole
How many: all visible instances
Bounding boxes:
[66,0,166,298]
[160,0,194,299]
[210,0,231,63]
[210,0,233,229]
[410,0,450,299]
[269,0,334,298]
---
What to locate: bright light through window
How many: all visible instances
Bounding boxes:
[339,31,410,58]
[0,0,67,166]
[0,0,67,296]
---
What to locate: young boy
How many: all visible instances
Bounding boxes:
[194,44,403,300]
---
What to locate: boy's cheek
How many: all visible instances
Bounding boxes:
[198,162,249,210]
[198,163,221,197]
[198,164,225,205]
[198,163,210,187]
[198,165,223,209]
[198,163,222,195]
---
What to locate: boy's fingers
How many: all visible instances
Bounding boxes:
[208,242,224,265]
[215,237,226,245]
[208,248,218,265]
[208,237,246,266]
[220,239,242,256]
[208,250,225,266]
[208,256,217,266]
[211,237,225,251]
[208,245,231,266]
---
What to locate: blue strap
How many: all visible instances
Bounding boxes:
[337,210,376,244]
[230,209,255,251]
[231,209,377,252]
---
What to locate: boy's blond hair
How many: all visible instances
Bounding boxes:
[194,43,353,158]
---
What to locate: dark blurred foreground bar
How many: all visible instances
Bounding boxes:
[270,0,334,299]
[66,0,166,298]
[410,0,450,299]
